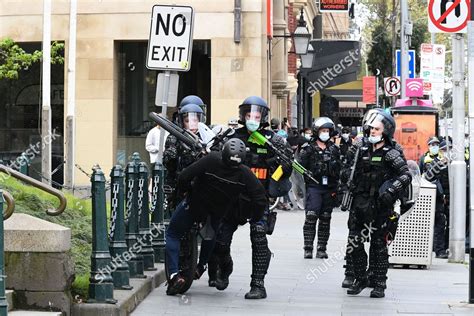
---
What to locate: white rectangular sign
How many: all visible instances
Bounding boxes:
[420,43,446,104]
[146,5,194,71]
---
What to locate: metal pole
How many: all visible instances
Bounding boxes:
[138,162,156,271]
[65,0,77,190]
[375,69,380,107]
[467,18,474,302]
[391,0,397,107]
[125,155,146,278]
[449,33,467,263]
[429,33,435,101]
[88,167,117,304]
[400,0,409,98]
[151,162,166,263]
[0,191,7,316]
[109,165,132,290]
[42,0,52,184]
[156,71,171,164]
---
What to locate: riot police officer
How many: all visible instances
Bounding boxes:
[299,117,340,259]
[341,108,407,289]
[340,127,353,158]
[343,110,411,298]
[165,139,267,295]
[419,137,441,173]
[425,140,450,258]
[211,96,292,299]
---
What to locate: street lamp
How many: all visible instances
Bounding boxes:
[293,7,311,55]
[300,43,314,69]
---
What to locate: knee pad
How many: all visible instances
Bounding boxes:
[320,211,332,222]
[305,210,317,223]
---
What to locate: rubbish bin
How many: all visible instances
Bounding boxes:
[389,178,436,268]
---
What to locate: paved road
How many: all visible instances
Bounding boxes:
[132,209,473,315]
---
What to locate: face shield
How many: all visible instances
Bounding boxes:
[239,104,268,123]
[182,112,205,132]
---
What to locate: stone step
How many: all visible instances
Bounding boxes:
[6,290,13,311]
[9,312,61,316]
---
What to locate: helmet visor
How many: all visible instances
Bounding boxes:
[239,104,268,123]
[364,112,386,130]
[182,112,205,131]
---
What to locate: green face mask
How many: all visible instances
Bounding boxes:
[246,120,260,132]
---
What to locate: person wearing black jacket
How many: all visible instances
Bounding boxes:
[165,139,267,295]
[299,117,341,259]
[211,96,292,300]
[343,110,411,298]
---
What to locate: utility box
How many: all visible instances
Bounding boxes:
[389,178,436,268]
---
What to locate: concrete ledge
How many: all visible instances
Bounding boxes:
[4,214,71,252]
[72,263,166,316]
[7,290,13,311]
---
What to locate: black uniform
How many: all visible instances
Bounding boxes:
[343,140,411,293]
[163,133,204,211]
[425,155,450,256]
[212,127,291,296]
[339,137,352,159]
[165,151,267,292]
[299,140,340,256]
[177,151,268,222]
[342,138,406,286]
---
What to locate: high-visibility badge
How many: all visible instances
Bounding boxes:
[271,165,284,181]
[251,168,268,180]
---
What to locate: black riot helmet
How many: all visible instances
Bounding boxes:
[364,109,396,141]
[312,117,335,135]
[238,96,270,125]
[222,138,246,167]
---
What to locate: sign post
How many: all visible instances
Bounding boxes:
[146,5,194,164]
[468,0,474,303]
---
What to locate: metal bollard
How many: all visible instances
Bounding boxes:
[151,162,166,263]
[137,162,156,270]
[109,165,133,290]
[0,190,8,316]
[124,156,146,278]
[88,167,117,304]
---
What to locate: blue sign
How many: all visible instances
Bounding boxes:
[396,50,415,78]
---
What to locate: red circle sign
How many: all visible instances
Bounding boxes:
[428,0,470,33]
[385,77,401,96]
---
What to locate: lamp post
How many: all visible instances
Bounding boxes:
[273,7,313,129]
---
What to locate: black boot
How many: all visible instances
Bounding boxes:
[208,254,218,287]
[370,286,385,298]
[304,249,313,259]
[341,275,354,288]
[316,248,328,259]
[244,279,267,299]
[215,258,233,291]
[166,273,186,296]
[436,249,448,259]
[347,278,368,295]
[194,264,207,280]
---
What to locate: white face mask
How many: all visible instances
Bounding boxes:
[342,133,349,140]
[304,134,312,141]
[245,120,260,132]
[319,132,330,142]
[368,135,382,144]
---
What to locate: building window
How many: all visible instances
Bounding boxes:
[116,40,211,164]
[0,42,64,185]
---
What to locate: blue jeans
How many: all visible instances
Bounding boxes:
[165,199,220,275]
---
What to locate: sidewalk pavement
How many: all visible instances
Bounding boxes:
[132,209,473,315]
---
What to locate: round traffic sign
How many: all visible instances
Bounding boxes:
[384,77,401,96]
[428,0,470,33]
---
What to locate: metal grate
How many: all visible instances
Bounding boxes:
[389,179,436,267]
